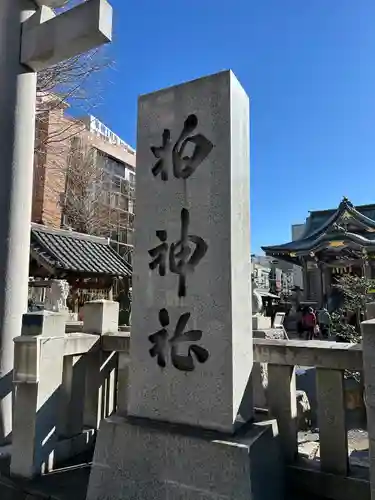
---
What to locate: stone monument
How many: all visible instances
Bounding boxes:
[87,71,283,500]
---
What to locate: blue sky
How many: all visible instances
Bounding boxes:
[93,0,375,253]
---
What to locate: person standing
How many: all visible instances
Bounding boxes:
[317,307,331,339]
[296,306,304,339]
[303,307,317,340]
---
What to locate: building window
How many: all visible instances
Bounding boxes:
[97,151,126,178]
[62,147,136,252]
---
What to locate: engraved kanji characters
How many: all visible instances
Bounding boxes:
[150,114,213,181]
[149,308,209,372]
[148,208,208,297]
[147,113,213,371]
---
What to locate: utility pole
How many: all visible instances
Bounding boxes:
[0,0,112,442]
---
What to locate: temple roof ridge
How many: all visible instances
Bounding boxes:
[300,196,375,241]
[262,197,375,263]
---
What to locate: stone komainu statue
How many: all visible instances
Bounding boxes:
[45,279,70,313]
[252,278,263,315]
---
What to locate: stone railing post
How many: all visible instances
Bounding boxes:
[57,353,87,439]
[366,303,375,321]
[267,364,298,462]
[82,300,119,428]
[10,311,66,478]
[316,368,348,475]
[361,319,375,499]
[116,327,130,416]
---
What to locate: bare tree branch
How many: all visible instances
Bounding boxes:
[33,0,117,232]
[32,0,129,245]
[53,140,135,239]
[35,0,114,152]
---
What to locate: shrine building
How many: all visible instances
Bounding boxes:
[262,197,375,307]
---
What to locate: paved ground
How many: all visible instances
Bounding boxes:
[0,451,328,500]
[298,428,369,469]
[0,452,91,500]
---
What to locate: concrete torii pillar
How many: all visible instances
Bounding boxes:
[0,0,112,442]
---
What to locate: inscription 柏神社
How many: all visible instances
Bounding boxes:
[149,308,209,372]
[148,208,208,298]
[147,114,213,371]
[150,114,213,181]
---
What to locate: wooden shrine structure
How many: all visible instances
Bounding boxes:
[262,197,375,307]
[29,223,132,309]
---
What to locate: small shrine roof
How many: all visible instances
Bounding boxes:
[30,224,132,277]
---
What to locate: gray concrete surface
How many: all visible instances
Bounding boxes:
[87,415,284,500]
[0,454,326,500]
[0,440,330,500]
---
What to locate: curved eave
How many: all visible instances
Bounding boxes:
[263,230,375,263]
[348,207,375,230]
[300,198,375,241]
[261,246,301,265]
[309,234,372,256]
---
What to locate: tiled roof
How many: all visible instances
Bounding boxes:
[262,197,375,261]
[30,224,132,277]
[304,206,375,239]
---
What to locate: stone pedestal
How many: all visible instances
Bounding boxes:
[83,300,119,335]
[86,415,283,500]
[252,315,271,330]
